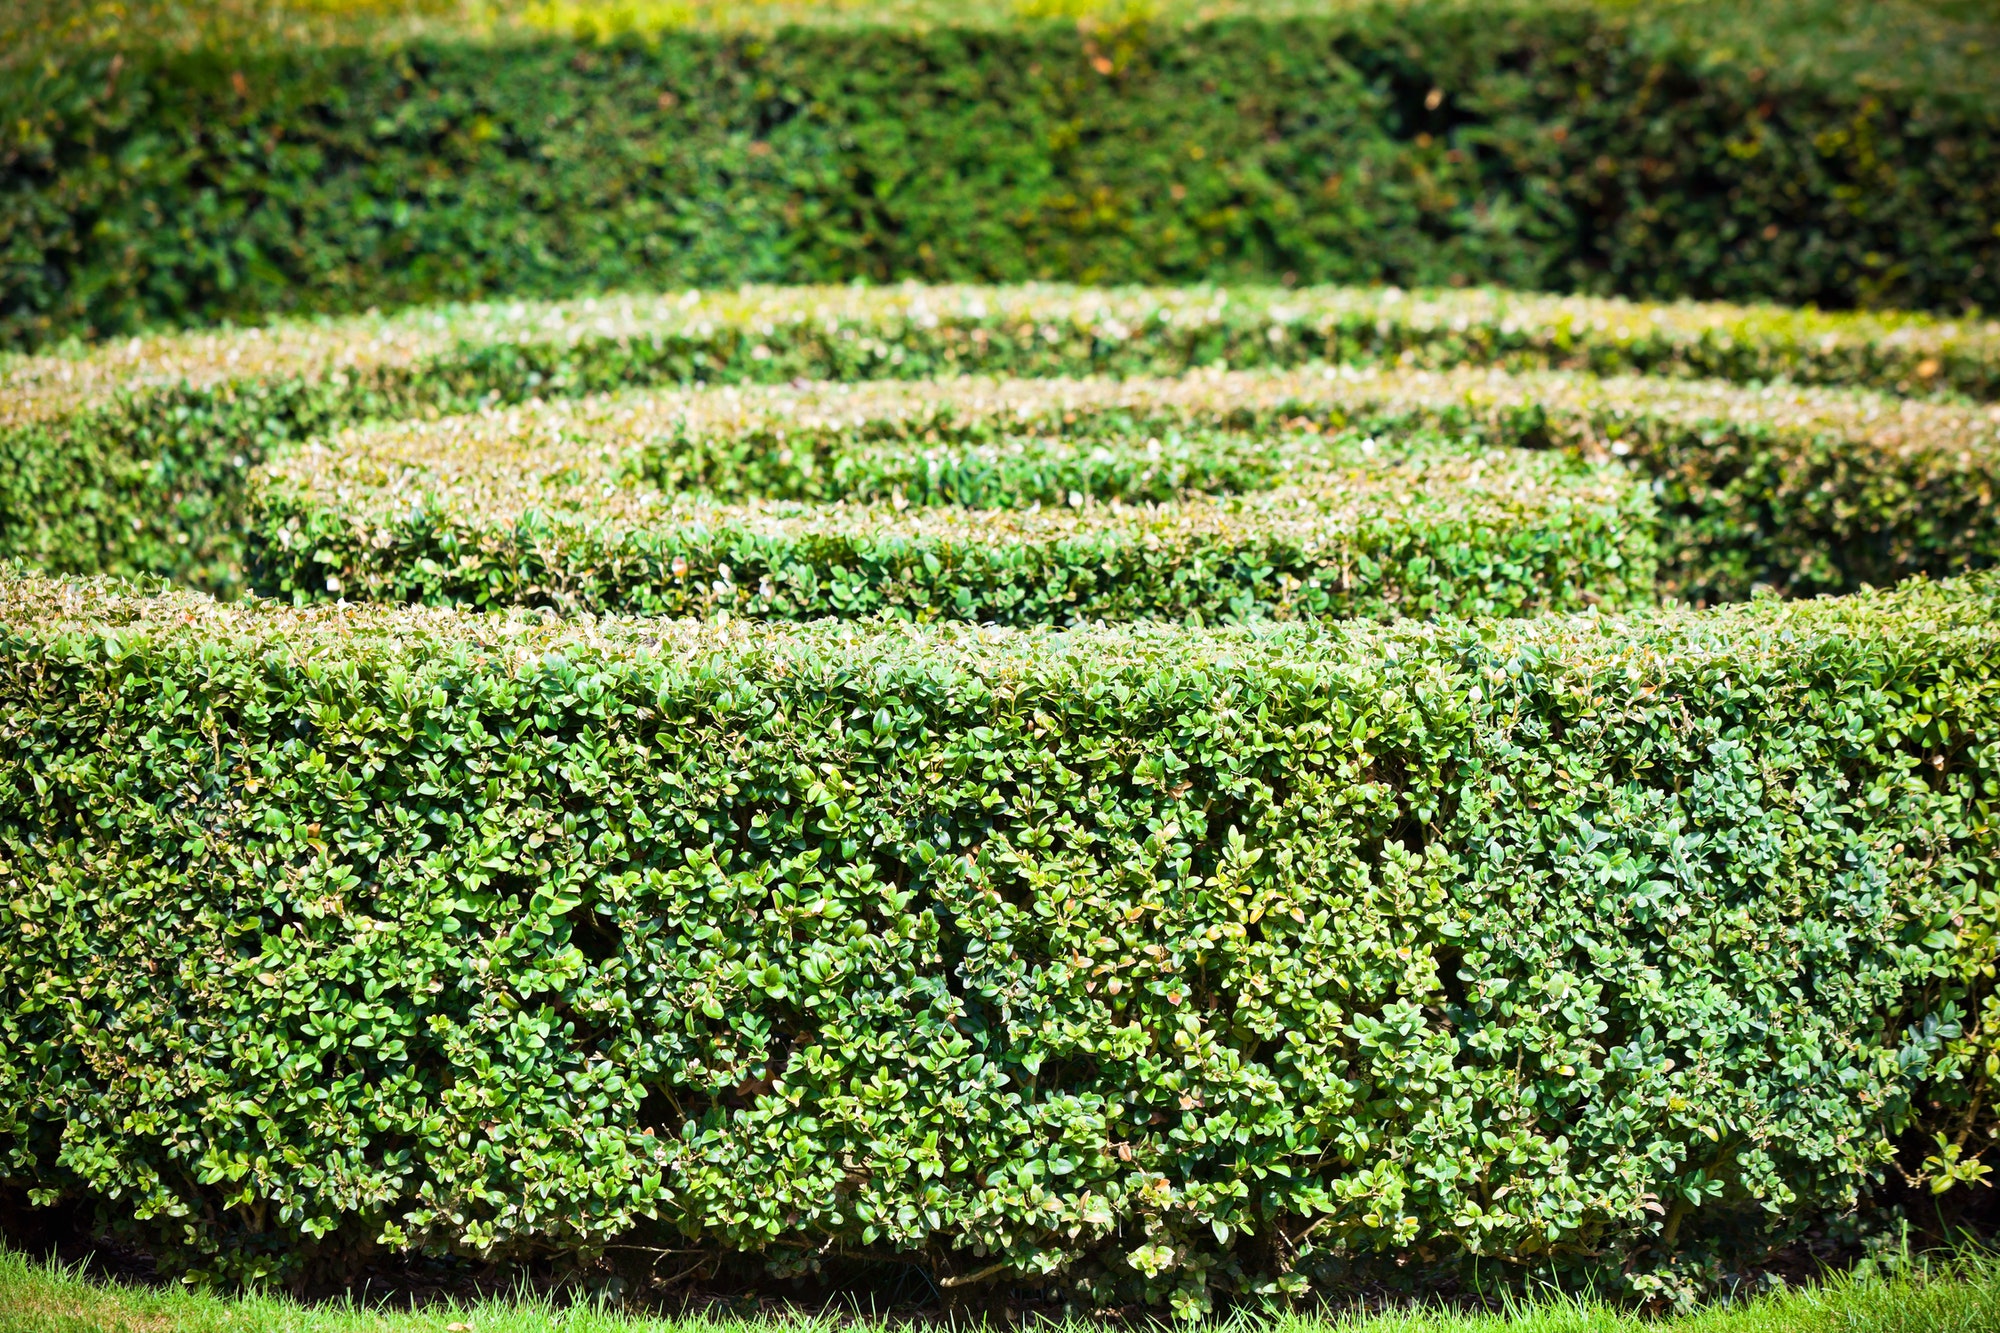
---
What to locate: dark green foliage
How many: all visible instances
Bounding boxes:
[5,0,1997,349]
[1,570,1996,1305]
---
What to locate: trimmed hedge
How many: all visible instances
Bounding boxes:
[248,421,1656,623]
[1291,369,2000,604]
[4,285,1996,597]
[243,360,2000,614]
[1,568,1996,1305]
[5,2,2000,349]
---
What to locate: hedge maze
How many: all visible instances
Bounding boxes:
[2,276,1998,1312]
[2,3,2000,1314]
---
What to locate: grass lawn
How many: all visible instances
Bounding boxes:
[5,1250,2000,1333]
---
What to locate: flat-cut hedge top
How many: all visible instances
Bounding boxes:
[249,364,2000,606]
[252,407,1655,623]
[16,0,1998,90]
[271,365,2000,488]
[261,392,1633,532]
[8,283,1998,432]
[12,563,2000,696]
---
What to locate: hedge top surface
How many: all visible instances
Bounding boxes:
[11,562,1997,678]
[253,411,1657,624]
[268,364,2000,479]
[258,428,1644,552]
[250,364,2000,602]
[15,0,2000,95]
[257,379,1618,520]
[8,284,1998,431]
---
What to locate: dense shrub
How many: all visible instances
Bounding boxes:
[249,411,1656,622]
[0,222,1995,1303]
[4,285,1995,598]
[1297,370,2000,603]
[0,569,1996,1305]
[240,364,2000,617]
[4,2,1998,348]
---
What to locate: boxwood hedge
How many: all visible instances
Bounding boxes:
[250,408,1656,623]
[1288,369,2000,604]
[3,274,1999,1307]
[0,568,1996,1305]
[3,285,1996,598]
[244,361,2000,617]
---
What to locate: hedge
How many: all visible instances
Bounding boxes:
[1288,369,2000,604]
[248,418,1655,623]
[5,2,2000,349]
[4,285,1996,598]
[241,365,2000,614]
[1,567,1996,1305]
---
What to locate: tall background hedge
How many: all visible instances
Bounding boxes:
[5,0,1998,349]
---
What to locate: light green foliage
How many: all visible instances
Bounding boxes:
[1288,371,2000,603]
[248,409,1656,622]
[2,570,1996,1303]
[3,287,1994,599]
[243,365,2000,611]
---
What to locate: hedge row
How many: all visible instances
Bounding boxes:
[238,359,2000,613]
[251,422,1655,623]
[13,286,1991,422]
[1,567,1995,1304]
[6,2,2000,348]
[4,285,1996,597]
[1295,369,2000,604]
